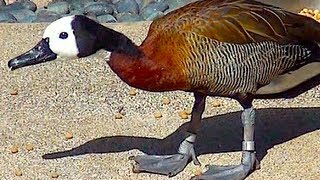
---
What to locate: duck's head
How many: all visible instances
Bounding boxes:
[8,15,137,70]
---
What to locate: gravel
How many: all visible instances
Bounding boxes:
[0,22,319,179]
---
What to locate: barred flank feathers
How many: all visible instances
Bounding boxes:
[180,32,313,95]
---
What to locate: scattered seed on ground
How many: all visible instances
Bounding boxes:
[212,99,221,107]
[10,145,19,153]
[10,90,18,96]
[178,111,189,119]
[50,172,59,178]
[25,144,34,151]
[15,168,22,176]
[192,166,203,176]
[65,132,73,140]
[129,88,137,96]
[162,97,171,105]
[115,112,123,119]
[154,111,162,119]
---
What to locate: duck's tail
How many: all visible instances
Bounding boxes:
[306,42,320,61]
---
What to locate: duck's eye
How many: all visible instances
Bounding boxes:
[59,32,68,39]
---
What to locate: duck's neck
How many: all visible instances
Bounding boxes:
[73,15,142,57]
[98,27,142,57]
[77,17,187,91]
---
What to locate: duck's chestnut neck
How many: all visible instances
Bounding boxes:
[72,15,142,57]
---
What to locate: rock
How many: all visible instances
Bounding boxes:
[9,9,36,23]
[85,12,98,21]
[84,3,113,16]
[115,0,139,14]
[0,2,24,13]
[97,14,117,23]
[34,9,61,22]
[0,12,17,22]
[141,2,169,20]
[69,9,84,16]
[83,0,101,7]
[116,12,142,22]
[135,0,154,10]
[145,10,164,21]
[18,0,37,11]
[164,0,194,13]
[68,0,85,11]
[46,1,70,15]
[0,0,6,6]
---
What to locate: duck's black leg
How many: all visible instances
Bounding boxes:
[130,92,206,177]
[192,102,260,180]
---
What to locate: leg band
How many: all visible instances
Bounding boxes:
[178,133,196,154]
[242,141,255,151]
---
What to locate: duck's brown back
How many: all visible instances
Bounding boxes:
[147,0,320,44]
[136,0,320,97]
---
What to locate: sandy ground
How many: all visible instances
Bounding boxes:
[0,22,319,179]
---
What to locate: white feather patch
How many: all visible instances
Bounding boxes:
[43,16,79,58]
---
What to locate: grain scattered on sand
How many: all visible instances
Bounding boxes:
[10,145,19,154]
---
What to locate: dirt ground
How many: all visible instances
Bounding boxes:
[0,21,319,179]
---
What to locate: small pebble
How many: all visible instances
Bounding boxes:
[25,144,34,151]
[154,110,162,119]
[10,145,19,153]
[162,97,170,105]
[15,168,22,176]
[212,99,221,107]
[65,131,73,140]
[50,172,59,178]
[10,89,18,95]
[129,88,137,96]
[178,111,188,119]
[115,112,123,119]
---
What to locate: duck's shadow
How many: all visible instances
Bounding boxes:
[43,107,320,162]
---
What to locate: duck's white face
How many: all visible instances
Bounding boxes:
[43,16,79,58]
[8,15,103,70]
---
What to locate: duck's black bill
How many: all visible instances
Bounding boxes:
[8,38,57,70]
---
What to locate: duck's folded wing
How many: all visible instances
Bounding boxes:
[150,0,320,44]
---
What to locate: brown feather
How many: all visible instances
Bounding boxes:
[108,0,320,96]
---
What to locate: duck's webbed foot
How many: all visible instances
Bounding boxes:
[191,151,259,180]
[130,133,200,177]
[193,106,259,180]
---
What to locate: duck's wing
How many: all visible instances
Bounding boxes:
[148,0,320,44]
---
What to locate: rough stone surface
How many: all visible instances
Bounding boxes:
[9,9,36,22]
[0,11,17,22]
[46,1,69,15]
[0,0,5,6]
[35,9,61,22]
[0,22,319,179]
[97,14,117,23]
[115,0,139,14]
[84,3,114,16]
[141,2,168,20]
[19,0,37,11]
